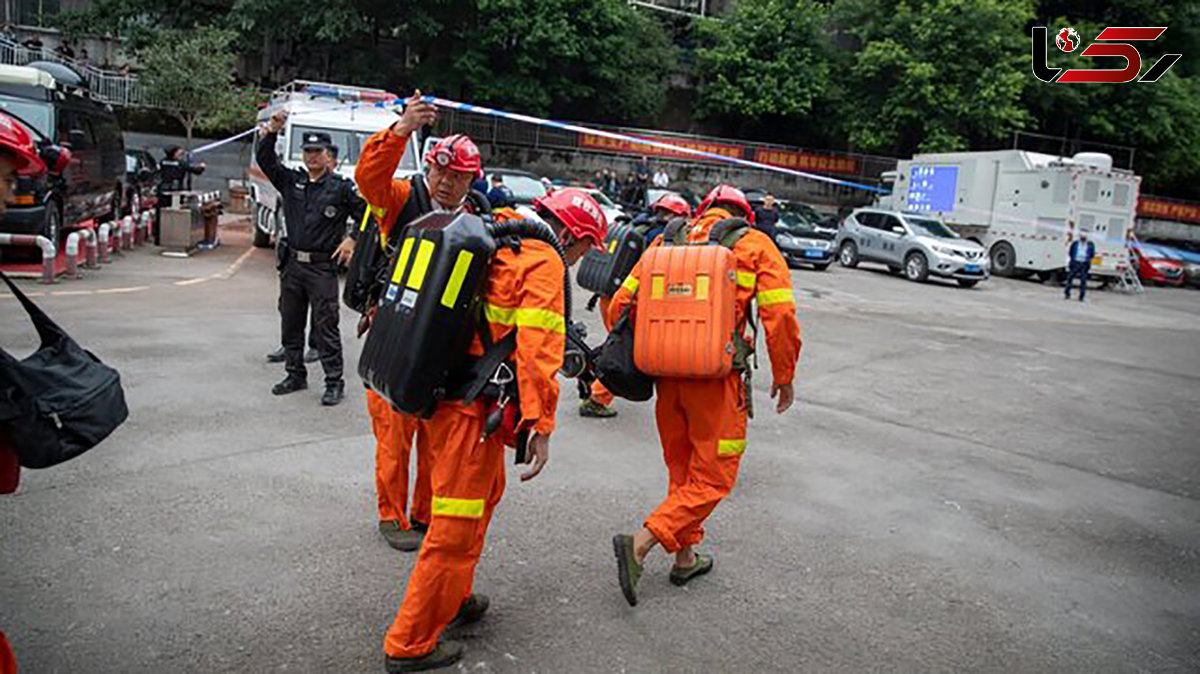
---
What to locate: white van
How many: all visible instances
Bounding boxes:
[248,80,424,247]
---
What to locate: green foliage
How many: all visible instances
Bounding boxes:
[137,28,258,144]
[694,0,832,121]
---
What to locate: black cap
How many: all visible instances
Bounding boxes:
[301,131,333,151]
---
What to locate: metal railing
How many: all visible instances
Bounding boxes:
[0,35,159,107]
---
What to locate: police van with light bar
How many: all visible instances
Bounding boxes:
[248,80,425,248]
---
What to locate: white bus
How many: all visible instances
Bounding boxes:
[248,80,424,248]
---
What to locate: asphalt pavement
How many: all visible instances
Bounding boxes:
[1,220,1198,673]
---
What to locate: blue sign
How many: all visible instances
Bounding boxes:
[906,165,958,212]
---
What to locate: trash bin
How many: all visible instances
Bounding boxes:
[159,191,223,255]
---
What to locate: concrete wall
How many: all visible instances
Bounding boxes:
[123,132,252,199]
[480,144,881,212]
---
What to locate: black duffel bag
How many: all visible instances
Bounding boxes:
[595,308,654,402]
[0,271,128,468]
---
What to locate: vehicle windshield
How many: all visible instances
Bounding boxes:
[776,212,819,235]
[0,96,52,138]
[905,216,958,239]
[493,174,547,202]
[587,190,616,208]
[288,126,418,171]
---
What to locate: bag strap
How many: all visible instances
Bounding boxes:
[663,217,690,246]
[0,270,66,348]
[708,217,752,249]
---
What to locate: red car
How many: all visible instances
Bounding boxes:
[1133,247,1186,287]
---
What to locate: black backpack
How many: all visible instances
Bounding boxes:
[343,178,434,314]
[0,271,128,468]
[594,308,653,402]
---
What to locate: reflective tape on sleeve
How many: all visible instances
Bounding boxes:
[621,276,639,294]
[484,304,566,334]
[718,439,747,456]
[358,204,372,232]
[432,496,485,519]
[736,270,757,289]
[756,288,795,306]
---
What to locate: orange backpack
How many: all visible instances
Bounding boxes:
[632,218,749,378]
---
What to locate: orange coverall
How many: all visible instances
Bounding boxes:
[360,130,567,658]
[588,296,615,406]
[609,208,801,552]
[355,129,440,531]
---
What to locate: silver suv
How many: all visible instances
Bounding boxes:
[835,208,990,288]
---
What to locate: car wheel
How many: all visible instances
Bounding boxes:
[957,279,979,289]
[252,204,272,248]
[838,241,859,268]
[40,201,62,251]
[904,251,929,282]
[989,241,1016,277]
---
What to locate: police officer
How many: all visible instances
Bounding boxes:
[154,146,206,244]
[256,110,363,406]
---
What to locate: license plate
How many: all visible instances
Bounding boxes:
[964,264,980,272]
[803,249,824,258]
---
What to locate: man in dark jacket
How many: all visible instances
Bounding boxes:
[257,111,364,405]
[1065,233,1096,301]
[753,193,781,242]
[154,146,206,244]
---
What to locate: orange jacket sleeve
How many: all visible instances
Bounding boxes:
[742,229,801,386]
[354,127,412,239]
[510,244,566,437]
[606,234,663,326]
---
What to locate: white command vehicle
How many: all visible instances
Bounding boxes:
[877,150,1139,280]
[248,80,424,248]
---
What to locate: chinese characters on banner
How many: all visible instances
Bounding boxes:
[577,133,860,176]
[1138,197,1200,224]
[753,149,859,176]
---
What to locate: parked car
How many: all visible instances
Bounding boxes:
[487,168,547,207]
[124,148,159,212]
[578,187,628,225]
[1132,244,1186,287]
[1140,240,1200,288]
[774,211,836,270]
[645,187,697,211]
[0,63,125,249]
[836,208,989,287]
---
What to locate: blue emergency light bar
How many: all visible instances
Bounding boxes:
[298,83,396,103]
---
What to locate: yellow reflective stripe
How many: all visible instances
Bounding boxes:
[358,204,372,232]
[757,288,794,306]
[372,205,386,218]
[484,304,566,334]
[651,275,664,299]
[736,270,757,289]
[621,276,639,294]
[406,239,435,290]
[718,439,746,456]
[440,250,474,308]
[695,274,710,301]
[431,496,485,519]
[391,237,415,284]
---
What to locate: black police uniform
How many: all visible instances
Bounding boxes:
[256,130,364,402]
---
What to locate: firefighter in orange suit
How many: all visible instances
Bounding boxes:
[359,92,609,673]
[608,184,801,606]
[354,93,488,553]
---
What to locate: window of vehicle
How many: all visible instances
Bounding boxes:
[587,190,616,208]
[853,212,880,229]
[904,216,958,238]
[877,214,905,233]
[0,96,53,138]
[125,154,138,172]
[288,126,380,166]
[491,173,546,203]
[777,212,818,235]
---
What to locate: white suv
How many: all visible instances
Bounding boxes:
[835,209,989,288]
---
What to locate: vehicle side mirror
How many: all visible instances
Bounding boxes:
[39,144,72,174]
[892,225,906,235]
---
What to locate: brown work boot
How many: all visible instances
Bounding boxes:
[669,552,714,586]
[378,520,423,552]
[448,593,490,628]
[384,641,464,673]
[612,534,644,607]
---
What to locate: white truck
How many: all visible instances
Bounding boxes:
[248,80,424,248]
[876,150,1140,280]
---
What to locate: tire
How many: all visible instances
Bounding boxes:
[811,262,831,272]
[957,279,979,289]
[252,205,272,248]
[40,201,62,251]
[989,241,1016,277]
[838,241,859,268]
[904,251,929,282]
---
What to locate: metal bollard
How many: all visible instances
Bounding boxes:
[0,233,58,283]
[97,223,112,264]
[65,231,82,278]
[121,215,134,250]
[79,227,98,268]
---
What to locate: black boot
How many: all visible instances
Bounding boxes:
[272,376,307,396]
[266,347,286,363]
[321,381,345,406]
[384,641,464,673]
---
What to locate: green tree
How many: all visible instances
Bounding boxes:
[451,0,676,123]
[694,0,832,125]
[137,28,259,147]
[831,0,1034,154]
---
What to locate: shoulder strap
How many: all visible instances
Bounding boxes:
[708,217,751,249]
[0,270,65,349]
[663,217,690,246]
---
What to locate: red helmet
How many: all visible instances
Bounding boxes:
[533,187,608,250]
[0,112,46,174]
[698,184,754,224]
[651,193,692,219]
[424,134,482,178]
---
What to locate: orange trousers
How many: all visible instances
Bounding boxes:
[644,374,747,553]
[368,390,433,529]
[384,400,506,658]
[589,295,615,406]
